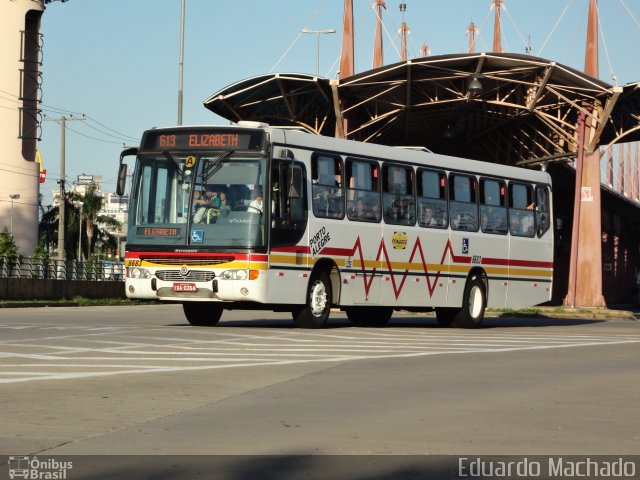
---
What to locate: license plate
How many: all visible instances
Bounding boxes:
[173,283,197,293]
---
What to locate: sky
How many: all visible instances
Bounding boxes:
[37,0,640,206]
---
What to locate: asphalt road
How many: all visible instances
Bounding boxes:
[0,305,638,478]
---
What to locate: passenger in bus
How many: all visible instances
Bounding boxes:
[385,202,400,223]
[248,187,264,213]
[215,191,228,209]
[328,187,343,217]
[197,185,216,205]
[421,205,438,227]
[370,202,380,221]
[453,208,477,230]
[482,208,506,232]
[509,213,523,235]
[521,212,535,236]
[352,199,367,219]
[193,185,219,223]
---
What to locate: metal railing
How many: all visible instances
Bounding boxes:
[0,256,124,281]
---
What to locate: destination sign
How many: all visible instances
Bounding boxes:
[141,129,264,151]
[136,227,181,237]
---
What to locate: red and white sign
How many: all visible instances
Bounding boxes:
[581,186,593,202]
[172,283,197,293]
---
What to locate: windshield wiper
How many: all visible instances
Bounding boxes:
[203,150,234,180]
[163,150,184,177]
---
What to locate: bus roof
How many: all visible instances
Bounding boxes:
[266,125,552,185]
[138,123,551,185]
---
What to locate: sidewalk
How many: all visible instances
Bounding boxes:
[485,305,638,321]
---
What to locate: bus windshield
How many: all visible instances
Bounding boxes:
[128,154,266,248]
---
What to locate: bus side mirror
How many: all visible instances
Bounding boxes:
[116,164,127,196]
[117,147,137,196]
[288,165,303,199]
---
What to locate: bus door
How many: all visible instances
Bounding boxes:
[268,158,309,303]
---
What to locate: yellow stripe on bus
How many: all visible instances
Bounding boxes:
[268,254,552,278]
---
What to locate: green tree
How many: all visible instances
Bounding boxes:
[0,228,20,274]
[70,182,121,260]
[0,228,19,259]
[38,182,122,260]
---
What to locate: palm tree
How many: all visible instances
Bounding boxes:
[39,182,122,260]
[70,182,122,260]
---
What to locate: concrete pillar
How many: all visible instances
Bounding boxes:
[564,0,606,307]
[0,0,44,255]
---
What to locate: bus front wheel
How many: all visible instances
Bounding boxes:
[293,272,332,328]
[183,302,223,326]
[454,276,486,329]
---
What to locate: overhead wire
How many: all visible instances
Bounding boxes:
[378,4,402,62]
[0,88,137,143]
[61,123,125,145]
[537,0,572,57]
[564,0,588,66]
[475,6,493,53]
[270,0,329,73]
[619,0,640,28]
[502,4,529,52]
[596,1,618,85]
[84,115,139,142]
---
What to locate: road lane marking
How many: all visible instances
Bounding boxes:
[1,323,639,384]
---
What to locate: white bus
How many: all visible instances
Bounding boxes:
[117,122,553,328]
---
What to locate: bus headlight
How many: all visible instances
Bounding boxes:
[220,269,259,280]
[128,267,151,279]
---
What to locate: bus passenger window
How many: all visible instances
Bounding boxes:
[346,159,380,223]
[480,178,507,235]
[417,169,447,228]
[508,183,535,237]
[535,186,551,237]
[382,164,415,226]
[450,174,478,231]
[311,154,344,219]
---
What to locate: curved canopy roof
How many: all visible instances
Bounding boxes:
[204,53,640,166]
[204,73,335,135]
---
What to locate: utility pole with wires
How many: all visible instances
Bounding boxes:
[43,115,86,261]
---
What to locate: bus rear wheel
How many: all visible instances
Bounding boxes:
[183,302,223,326]
[293,272,332,329]
[346,307,392,327]
[453,276,486,329]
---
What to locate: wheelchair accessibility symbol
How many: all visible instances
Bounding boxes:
[462,238,469,254]
[191,230,204,243]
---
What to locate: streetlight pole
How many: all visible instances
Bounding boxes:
[9,194,20,236]
[74,201,83,261]
[177,0,185,125]
[301,28,336,76]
